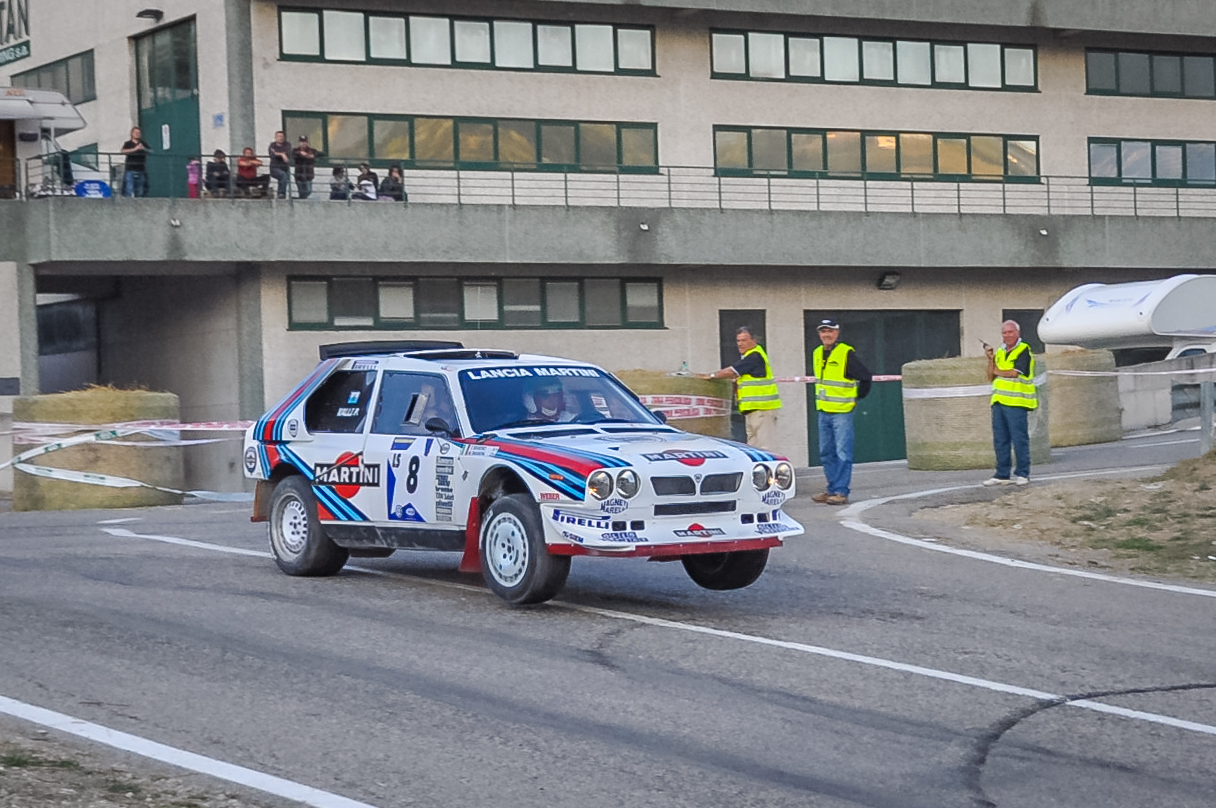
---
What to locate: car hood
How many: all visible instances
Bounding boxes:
[481,427,784,470]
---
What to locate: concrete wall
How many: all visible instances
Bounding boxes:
[99,273,248,492]
[1118,351,1216,432]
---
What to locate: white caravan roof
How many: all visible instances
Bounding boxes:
[1038,274,1216,349]
[0,87,86,133]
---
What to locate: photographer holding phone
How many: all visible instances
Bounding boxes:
[983,320,1036,486]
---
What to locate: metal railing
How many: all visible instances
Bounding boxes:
[11,152,1216,218]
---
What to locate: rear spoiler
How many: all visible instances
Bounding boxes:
[319,340,464,359]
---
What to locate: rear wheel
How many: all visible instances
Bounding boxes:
[268,476,349,576]
[681,549,769,591]
[480,494,570,605]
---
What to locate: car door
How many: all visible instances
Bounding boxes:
[362,371,464,528]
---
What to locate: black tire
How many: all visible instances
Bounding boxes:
[681,549,769,591]
[268,475,349,576]
[480,494,570,605]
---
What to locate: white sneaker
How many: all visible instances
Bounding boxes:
[1013,476,1029,486]
[982,477,1012,486]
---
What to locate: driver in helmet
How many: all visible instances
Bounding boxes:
[528,379,575,423]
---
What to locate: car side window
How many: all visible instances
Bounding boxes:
[372,372,459,436]
[304,370,378,434]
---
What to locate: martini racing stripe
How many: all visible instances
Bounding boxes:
[484,438,631,475]
[274,444,366,522]
[494,452,586,500]
[719,440,780,463]
[255,359,338,443]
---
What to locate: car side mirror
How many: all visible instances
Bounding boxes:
[651,410,668,424]
[425,416,453,436]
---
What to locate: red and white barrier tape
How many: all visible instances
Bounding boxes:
[637,394,730,419]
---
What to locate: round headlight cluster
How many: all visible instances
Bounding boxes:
[588,470,614,500]
[616,469,641,498]
[751,463,772,491]
[774,462,794,490]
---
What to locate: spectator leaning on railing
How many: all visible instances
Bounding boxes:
[292,135,320,199]
[236,147,270,196]
[267,130,291,198]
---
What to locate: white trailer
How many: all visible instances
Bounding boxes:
[1038,274,1216,365]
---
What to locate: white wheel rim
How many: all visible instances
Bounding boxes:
[485,512,529,588]
[276,497,309,556]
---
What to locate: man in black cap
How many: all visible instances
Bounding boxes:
[811,319,871,505]
[292,135,319,199]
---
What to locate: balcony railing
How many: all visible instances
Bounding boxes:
[7,151,1216,219]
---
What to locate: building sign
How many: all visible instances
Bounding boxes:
[0,0,30,67]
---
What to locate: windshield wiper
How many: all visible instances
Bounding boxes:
[492,418,556,430]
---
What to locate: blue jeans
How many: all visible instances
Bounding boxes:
[992,404,1031,479]
[296,179,312,199]
[818,410,855,497]
[270,166,289,198]
[123,170,147,197]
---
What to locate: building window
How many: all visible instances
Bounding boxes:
[714,126,1038,182]
[711,30,1036,91]
[1088,138,1216,186]
[1086,49,1216,98]
[278,7,654,75]
[281,111,658,173]
[10,50,96,104]
[288,277,663,330]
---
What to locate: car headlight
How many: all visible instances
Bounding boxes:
[588,470,614,500]
[774,462,794,490]
[616,469,640,498]
[751,463,771,491]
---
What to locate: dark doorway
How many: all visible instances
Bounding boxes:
[1002,309,1045,354]
[804,310,961,463]
[135,18,200,198]
[0,120,16,199]
[719,310,766,443]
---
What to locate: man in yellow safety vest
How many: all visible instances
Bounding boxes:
[983,319,1037,486]
[697,326,781,451]
[811,319,872,506]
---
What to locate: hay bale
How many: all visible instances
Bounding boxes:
[1044,349,1122,447]
[614,371,733,438]
[13,387,184,512]
[902,356,1050,471]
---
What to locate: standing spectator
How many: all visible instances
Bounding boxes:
[292,135,319,199]
[810,319,871,505]
[379,165,406,202]
[329,165,353,200]
[267,130,291,198]
[984,319,1037,486]
[186,157,201,199]
[696,326,782,452]
[121,126,150,197]
[205,149,231,195]
[236,147,270,196]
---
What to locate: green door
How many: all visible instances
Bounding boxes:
[805,310,960,464]
[135,19,200,198]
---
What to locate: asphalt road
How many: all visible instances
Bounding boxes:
[1,431,1214,808]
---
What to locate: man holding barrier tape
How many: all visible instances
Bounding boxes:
[983,319,1036,486]
[696,326,781,452]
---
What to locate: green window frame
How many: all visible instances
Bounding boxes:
[278,6,655,76]
[710,29,1036,92]
[281,111,658,174]
[713,126,1039,183]
[1085,48,1216,99]
[10,50,97,104]
[288,277,664,330]
[1088,137,1216,187]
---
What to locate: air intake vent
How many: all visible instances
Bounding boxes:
[700,472,742,494]
[652,476,696,496]
[654,501,736,516]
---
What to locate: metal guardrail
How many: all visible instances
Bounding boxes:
[11,152,1216,218]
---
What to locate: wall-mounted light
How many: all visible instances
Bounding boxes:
[1038,228,1049,236]
[638,223,649,231]
[136,8,164,23]
[876,271,901,291]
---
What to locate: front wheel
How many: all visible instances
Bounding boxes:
[268,475,349,576]
[681,549,769,591]
[480,494,570,605]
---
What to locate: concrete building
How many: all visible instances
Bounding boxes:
[4,0,1216,492]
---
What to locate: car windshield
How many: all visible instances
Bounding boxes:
[458,365,661,434]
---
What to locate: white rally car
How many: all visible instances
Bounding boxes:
[244,342,802,604]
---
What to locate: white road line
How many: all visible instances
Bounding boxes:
[0,696,382,808]
[94,527,1216,740]
[837,466,1216,600]
[97,517,141,524]
[100,527,266,557]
